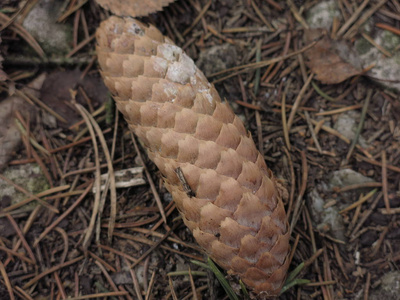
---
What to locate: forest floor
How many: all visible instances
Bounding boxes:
[0,0,399,299]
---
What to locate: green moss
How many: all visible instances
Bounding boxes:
[1,164,50,211]
[382,31,400,51]
[393,52,400,65]
[355,37,373,55]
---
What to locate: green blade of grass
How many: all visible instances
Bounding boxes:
[207,257,239,300]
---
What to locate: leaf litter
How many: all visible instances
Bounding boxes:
[0,0,399,299]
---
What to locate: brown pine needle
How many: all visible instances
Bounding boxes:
[287,73,314,130]
[1,185,69,213]
[183,0,212,36]
[336,0,370,38]
[281,92,291,150]
[75,103,102,249]
[33,182,93,247]
[0,261,15,300]
[345,89,372,161]
[78,104,117,244]
[6,214,37,264]
[0,246,35,265]
[376,22,400,36]
[381,150,391,212]
[210,41,318,78]
[131,134,167,224]
[343,0,388,40]
[361,32,392,57]
[60,291,128,300]
[315,104,363,116]
[0,12,45,58]
[304,111,322,154]
[340,189,378,213]
[23,256,85,288]
[0,174,58,214]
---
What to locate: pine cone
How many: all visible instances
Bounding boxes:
[95,0,175,17]
[96,16,290,297]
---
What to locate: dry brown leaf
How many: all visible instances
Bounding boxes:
[304,28,362,84]
[40,70,109,128]
[96,0,175,17]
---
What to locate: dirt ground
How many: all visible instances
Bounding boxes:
[0,0,399,299]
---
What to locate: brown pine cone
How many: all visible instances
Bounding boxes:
[96,16,290,297]
[95,0,175,17]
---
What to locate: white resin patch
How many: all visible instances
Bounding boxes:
[166,54,196,85]
[157,44,182,61]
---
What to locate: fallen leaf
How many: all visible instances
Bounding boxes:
[95,0,175,17]
[40,70,109,128]
[304,28,362,84]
